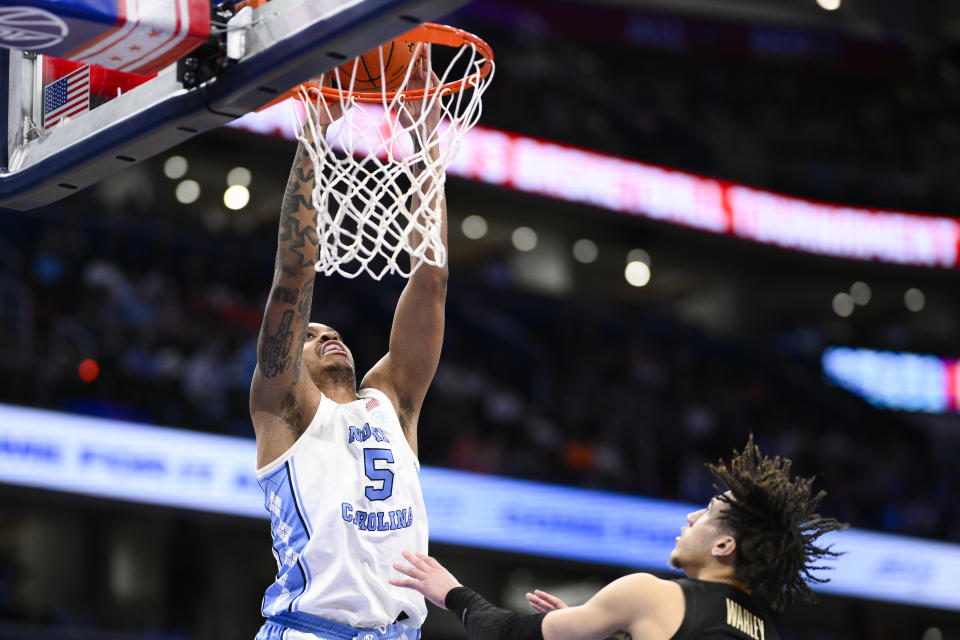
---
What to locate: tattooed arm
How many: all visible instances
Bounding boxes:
[249,138,323,466]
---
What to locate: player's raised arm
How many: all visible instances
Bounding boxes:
[250,111,337,442]
[362,69,448,448]
[250,140,318,419]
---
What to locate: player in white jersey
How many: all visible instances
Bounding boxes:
[249,70,446,640]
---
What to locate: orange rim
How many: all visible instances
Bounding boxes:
[267,23,494,107]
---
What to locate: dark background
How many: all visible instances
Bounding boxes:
[2,0,960,638]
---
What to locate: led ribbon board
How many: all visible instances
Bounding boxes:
[823,346,960,413]
[232,102,960,269]
[1,402,959,611]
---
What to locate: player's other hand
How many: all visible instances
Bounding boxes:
[300,74,344,144]
[315,74,345,127]
[397,57,443,157]
[391,550,462,609]
[525,590,568,613]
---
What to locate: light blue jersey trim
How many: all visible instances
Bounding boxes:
[286,458,313,612]
[259,463,312,617]
[287,457,314,535]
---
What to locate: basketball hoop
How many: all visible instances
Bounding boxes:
[289,23,494,280]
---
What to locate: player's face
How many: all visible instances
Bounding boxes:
[669,494,731,572]
[303,323,356,381]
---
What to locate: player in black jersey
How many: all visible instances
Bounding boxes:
[391,437,846,640]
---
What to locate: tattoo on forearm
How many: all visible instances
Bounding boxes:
[279,149,320,269]
[259,309,295,378]
[279,216,319,269]
[295,163,314,183]
[271,286,298,305]
[290,279,315,378]
[297,279,314,317]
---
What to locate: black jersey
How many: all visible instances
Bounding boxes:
[670,578,780,640]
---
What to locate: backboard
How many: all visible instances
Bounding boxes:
[0,0,473,211]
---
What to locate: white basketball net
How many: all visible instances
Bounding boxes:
[295,40,494,280]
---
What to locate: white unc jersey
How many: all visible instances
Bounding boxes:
[256,387,428,628]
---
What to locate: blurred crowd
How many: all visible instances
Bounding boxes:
[2,202,957,545]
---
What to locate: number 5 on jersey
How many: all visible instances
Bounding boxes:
[364,448,394,500]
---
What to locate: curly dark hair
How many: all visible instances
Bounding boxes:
[708,435,847,611]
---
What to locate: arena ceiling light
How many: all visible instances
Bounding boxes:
[625,261,651,287]
[832,292,855,317]
[227,166,252,187]
[905,288,925,312]
[223,184,250,210]
[461,215,488,240]
[850,281,871,306]
[627,248,651,266]
[816,0,841,10]
[512,226,538,252]
[572,239,598,264]
[175,179,200,204]
[163,155,188,179]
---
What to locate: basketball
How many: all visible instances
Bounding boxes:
[335,38,423,92]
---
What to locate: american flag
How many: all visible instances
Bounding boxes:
[44,65,91,130]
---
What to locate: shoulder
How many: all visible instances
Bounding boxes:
[357,384,398,419]
[611,572,666,589]
[616,572,679,593]
[360,372,414,428]
[627,573,682,604]
[598,573,681,612]
[251,382,323,469]
[613,575,685,639]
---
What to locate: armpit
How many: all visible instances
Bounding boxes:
[397,397,421,440]
[280,392,305,438]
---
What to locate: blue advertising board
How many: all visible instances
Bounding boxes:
[1,403,959,611]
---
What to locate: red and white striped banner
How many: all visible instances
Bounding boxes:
[64,0,209,74]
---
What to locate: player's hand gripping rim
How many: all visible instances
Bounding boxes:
[391,550,462,609]
[299,74,345,145]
